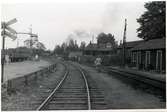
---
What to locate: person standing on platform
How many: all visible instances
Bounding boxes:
[94,57,102,72]
[35,54,39,61]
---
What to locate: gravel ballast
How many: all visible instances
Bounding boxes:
[77,63,166,109]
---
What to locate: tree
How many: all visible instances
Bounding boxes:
[96,32,118,49]
[61,42,67,52]
[137,1,165,40]
[36,42,46,50]
[80,41,86,50]
[74,40,79,50]
[53,45,62,55]
[97,32,108,44]
[107,33,117,48]
[66,38,79,52]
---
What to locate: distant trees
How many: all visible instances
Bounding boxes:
[80,41,86,50]
[97,32,118,49]
[66,39,78,52]
[53,45,62,55]
[53,38,81,56]
[53,32,119,56]
[137,1,165,40]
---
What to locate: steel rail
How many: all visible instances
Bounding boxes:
[36,62,91,110]
[36,63,69,110]
[108,67,165,83]
[105,67,165,90]
[72,63,91,110]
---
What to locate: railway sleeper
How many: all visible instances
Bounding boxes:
[49,100,87,104]
[47,105,88,110]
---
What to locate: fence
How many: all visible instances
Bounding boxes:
[2,63,57,95]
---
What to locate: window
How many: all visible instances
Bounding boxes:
[156,50,162,71]
[145,51,150,67]
[137,51,141,64]
[132,52,137,63]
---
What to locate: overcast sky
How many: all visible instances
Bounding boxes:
[2,1,146,50]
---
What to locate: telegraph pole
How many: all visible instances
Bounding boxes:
[29,25,33,48]
[122,19,127,67]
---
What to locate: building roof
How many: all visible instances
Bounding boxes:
[118,40,144,49]
[84,43,98,50]
[84,43,113,51]
[131,38,165,51]
[68,51,82,57]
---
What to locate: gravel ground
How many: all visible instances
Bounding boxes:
[76,63,166,109]
[2,60,166,110]
[2,62,65,111]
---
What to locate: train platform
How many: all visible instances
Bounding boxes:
[106,66,166,82]
[3,60,51,82]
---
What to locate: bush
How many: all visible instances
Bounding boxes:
[100,55,123,66]
[80,55,96,64]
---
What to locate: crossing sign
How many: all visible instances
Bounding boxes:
[1,18,17,40]
[1,18,17,83]
[6,18,17,26]
[6,26,17,34]
[4,30,17,40]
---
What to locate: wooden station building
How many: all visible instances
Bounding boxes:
[130,38,166,72]
[83,42,115,56]
[117,40,144,57]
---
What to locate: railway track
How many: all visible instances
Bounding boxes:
[103,67,166,90]
[72,63,108,110]
[36,62,91,110]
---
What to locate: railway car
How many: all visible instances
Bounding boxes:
[3,47,33,62]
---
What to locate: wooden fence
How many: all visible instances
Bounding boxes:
[2,63,57,95]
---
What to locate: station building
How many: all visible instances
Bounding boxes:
[130,38,166,72]
[83,36,165,73]
[68,51,82,61]
[83,42,115,56]
[117,40,144,58]
[83,33,118,56]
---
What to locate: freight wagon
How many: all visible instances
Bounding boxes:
[2,47,33,62]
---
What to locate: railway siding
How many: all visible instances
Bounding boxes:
[75,63,166,109]
[108,66,165,81]
[103,66,166,90]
